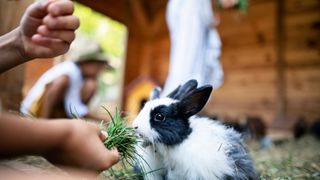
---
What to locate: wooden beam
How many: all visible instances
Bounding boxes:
[128,0,167,37]
[130,0,149,33]
[75,0,129,24]
[150,7,167,36]
[75,0,168,38]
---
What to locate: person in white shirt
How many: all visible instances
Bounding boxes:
[21,44,113,121]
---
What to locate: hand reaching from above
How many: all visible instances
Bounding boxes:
[19,0,80,59]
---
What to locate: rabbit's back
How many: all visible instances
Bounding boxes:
[160,117,257,180]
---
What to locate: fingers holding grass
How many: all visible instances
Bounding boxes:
[100,130,108,141]
[101,108,139,163]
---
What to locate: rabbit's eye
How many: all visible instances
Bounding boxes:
[155,113,165,121]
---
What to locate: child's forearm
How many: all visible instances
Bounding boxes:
[0,113,69,158]
[38,75,70,118]
[0,112,119,170]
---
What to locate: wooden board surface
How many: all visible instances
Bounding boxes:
[205,0,320,125]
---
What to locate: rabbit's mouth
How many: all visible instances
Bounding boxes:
[141,139,152,147]
[136,133,153,147]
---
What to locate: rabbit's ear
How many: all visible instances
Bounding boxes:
[177,79,198,99]
[178,85,213,117]
[150,87,162,100]
[167,85,181,99]
[167,79,198,100]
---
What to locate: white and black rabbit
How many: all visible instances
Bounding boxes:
[133,80,258,180]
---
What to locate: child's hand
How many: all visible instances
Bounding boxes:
[45,120,120,171]
[19,0,80,59]
[219,0,239,8]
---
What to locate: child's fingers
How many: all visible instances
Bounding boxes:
[43,15,80,30]
[37,25,75,43]
[101,148,120,169]
[31,34,69,55]
[25,1,48,19]
[84,123,108,142]
[100,131,108,142]
[41,0,56,9]
[110,148,119,156]
[47,0,74,17]
[86,135,119,171]
[32,34,66,46]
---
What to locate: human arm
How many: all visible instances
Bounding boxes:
[39,75,111,121]
[0,0,79,73]
[219,0,239,8]
[0,113,119,171]
[39,75,70,118]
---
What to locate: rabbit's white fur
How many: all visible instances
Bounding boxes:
[134,98,238,180]
[135,144,164,180]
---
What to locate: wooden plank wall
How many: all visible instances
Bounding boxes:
[205,0,320,125]
[284,0,320,123]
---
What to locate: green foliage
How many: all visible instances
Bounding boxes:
[237,0,248,12]
[73,3,127,58]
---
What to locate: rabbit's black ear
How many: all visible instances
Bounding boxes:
[177,79,198,99]
[150,87,162,100]
[177,85,213,118]
[167,79,198,100]
[167,85,181,99]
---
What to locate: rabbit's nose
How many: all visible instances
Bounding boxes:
[134,126,138,129]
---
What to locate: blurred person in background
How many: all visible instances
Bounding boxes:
[162,0,241,95]
[21,42,114,121]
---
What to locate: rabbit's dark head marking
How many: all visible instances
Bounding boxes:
[133,80,213,145]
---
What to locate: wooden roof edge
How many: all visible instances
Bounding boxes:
[75,0,129,25]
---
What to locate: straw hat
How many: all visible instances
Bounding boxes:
[66,36,114,70]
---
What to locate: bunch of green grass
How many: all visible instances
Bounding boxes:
[99,107,155,179]
[100,107,138,165]
[68,105,153,178]
[102,167,144,180]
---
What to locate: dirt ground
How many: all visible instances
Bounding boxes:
[2,136,319,179]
